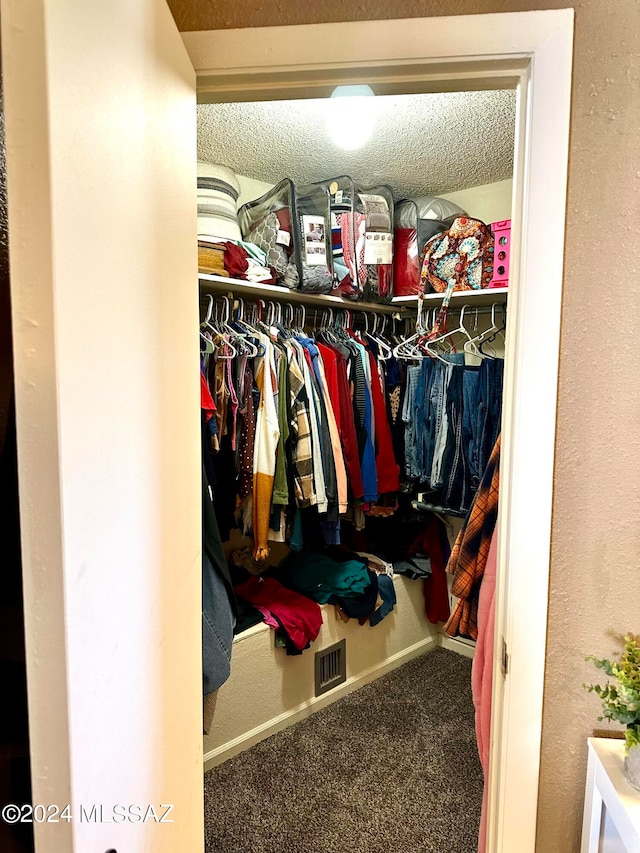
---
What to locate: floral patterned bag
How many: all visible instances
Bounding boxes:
[420,216,494,294]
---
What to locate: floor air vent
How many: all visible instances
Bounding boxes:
[315,639,346,697]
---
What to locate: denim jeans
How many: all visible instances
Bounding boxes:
[369,573,397,626]
[430,354,464,489]
[441,362,470,514]
[202,551,234,695]
[426,361,447,487]
[415,358,435,483]
[402,365,421,480]
[475,358,504,481]
[462,365,481,489]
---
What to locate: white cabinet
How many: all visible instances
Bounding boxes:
[581,738,640,853]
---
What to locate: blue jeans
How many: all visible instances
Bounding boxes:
[415,358,434,483]
[462,365,481,489]
[402,365,421,480]
[369,573,397,626]
[475,358,504,482]
[202,551,234,695]
[430,354,464,489]
[441,363,470,514]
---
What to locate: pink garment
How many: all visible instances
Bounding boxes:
[471,528,497,853]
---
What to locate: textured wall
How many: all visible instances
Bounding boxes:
[205,575,439,766]
[166,1,640,850]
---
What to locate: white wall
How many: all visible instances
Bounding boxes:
[237,174,275,207]
[441,178,513,224]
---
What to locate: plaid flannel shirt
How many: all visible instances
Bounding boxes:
[443,434,500,640]
[286,346,315,507]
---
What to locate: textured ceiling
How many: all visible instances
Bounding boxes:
[197,89,516,199]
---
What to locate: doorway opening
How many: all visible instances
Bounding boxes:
[197,82,516,850]
[186,10,573,851]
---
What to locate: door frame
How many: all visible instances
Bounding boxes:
[182,11,574,851]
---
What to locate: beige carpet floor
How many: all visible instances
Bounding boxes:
[204,647,483,853]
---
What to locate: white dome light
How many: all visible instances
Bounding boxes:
[326,85,377,151]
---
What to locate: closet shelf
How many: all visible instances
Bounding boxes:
[393,287,509,309]
[199,274,404,314]
[199,274,507,312]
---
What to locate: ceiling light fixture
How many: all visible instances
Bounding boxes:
[326,85,377,151]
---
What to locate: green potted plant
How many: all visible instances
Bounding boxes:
[583,634,640,790]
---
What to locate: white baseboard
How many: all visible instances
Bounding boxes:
[439,634,476,659]
[203,634,438,772]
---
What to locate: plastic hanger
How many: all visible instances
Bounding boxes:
[424,305,477,362]
[230,298,260,357]
[366,311,393,360]
[393,298,429,359]
[464,303,506,359]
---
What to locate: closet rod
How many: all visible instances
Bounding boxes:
[198,293,506,322]
[198,273,403,315]
[198,298,404,332]
[425,303,507,317]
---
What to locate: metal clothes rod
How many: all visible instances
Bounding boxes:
[198,288,507,318]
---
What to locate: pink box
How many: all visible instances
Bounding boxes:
[489,219,511,288]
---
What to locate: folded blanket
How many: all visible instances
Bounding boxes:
[197,161,242,242]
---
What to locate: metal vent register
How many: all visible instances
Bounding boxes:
[314,639,347,697]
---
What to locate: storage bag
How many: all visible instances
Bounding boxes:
[238,178,296,286]
[393,196,467,297]
[289,182,333,294]
[356,183,395,303]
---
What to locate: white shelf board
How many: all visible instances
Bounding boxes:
[199,273,403,314]
[392,286,509,308]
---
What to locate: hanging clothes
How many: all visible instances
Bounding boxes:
[473,526,498,853]
[403,351,503,516]
[202,470,237,733]
[366,346,400,495]
[200,296,504,575]
[443,434,500,640]
[317,342,364,501]
[201,302,407,555]
[252,333,280,559]
[411,516,452,625]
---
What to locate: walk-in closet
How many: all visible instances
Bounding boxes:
[198,86,514,853]
[4,8,573,853]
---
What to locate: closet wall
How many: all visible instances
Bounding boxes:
[441,179,512,230]
[200,155,512,767]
